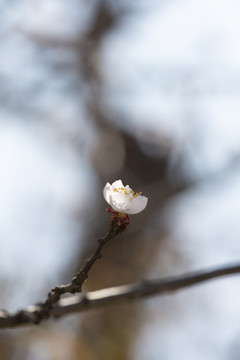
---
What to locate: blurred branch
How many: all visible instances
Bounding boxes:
[1,263,240,329]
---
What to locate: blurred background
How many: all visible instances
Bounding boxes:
[1,0,240,359]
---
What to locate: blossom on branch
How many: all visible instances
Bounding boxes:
[103,180,148,218]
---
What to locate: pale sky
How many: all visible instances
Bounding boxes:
[1,0,240,359]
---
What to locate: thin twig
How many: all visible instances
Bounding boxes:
[1,263,240,329]
[0,218,127,327]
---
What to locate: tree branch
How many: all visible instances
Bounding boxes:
[1,263,240,329]
[0,217,127,328]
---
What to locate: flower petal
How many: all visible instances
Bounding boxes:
[127,195,148,214]
[103,182,112,203]
[112,180,124,189]
[108,190,131,212]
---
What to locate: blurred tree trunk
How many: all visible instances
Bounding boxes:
[69,2,191,359]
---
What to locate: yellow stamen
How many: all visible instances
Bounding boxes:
[115,187,129,195]
[114,185,142,198]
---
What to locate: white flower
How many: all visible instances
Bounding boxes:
[103,180,148,215]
